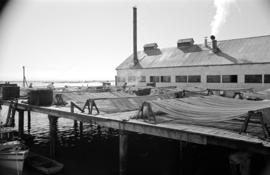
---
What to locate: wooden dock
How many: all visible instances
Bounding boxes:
[1,96,270,174]
[1,100,270,152]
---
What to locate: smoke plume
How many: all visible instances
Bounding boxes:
[211,0,236,36]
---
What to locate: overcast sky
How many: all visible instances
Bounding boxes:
[0,0,269,81]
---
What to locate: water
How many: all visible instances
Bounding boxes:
[0,80,115,88]
[0,106,120,175]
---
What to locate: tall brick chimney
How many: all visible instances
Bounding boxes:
[133,7,138,65]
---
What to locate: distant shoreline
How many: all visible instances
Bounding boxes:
[0,80,114,83]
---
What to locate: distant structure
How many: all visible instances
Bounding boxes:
[116,35,270,91]
[22,66,28,88]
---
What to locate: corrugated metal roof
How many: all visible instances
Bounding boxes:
[116,35,270,70]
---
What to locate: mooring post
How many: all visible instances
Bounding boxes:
[48,115,58,159]
[27,110,31,133]
[119,130,128,175]
[18,110,24,137]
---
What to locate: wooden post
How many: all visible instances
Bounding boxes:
[229,152,251,175]
[27,110,31,133]
[18,110,24,137]
[179,141,185,175]
[74,120,78,128]
[71,102,81,134]
[119,130,128,175]
[48,115,58,159]
[79,122,83,136]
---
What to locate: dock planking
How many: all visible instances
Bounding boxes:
[1,100,270,155]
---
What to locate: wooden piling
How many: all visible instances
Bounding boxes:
[179,141,186,175]
[119,130,128,175]
[71,104,78,129]
[74,120,78,128]
[18,110,24,137]
[27,110,31,133]
[48,115,58,159]
[79,121,83,135]
[229,152,251,175]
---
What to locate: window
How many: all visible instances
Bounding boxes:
[207,75,221,83]
[222,75,237,83]
[188,75,201,83]
[128,76,136,82]
[264,74,270,83]
[150,76,160,83]
[117,77,126,82]
[161,76,171,83]
[138,76,146,82]
[175,76,187,83]
[245,74,262,83]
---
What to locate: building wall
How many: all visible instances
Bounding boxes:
[116,63,270,91]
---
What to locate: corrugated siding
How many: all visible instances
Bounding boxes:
[116,35,270,69]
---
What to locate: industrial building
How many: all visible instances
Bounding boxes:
[116,34,270,91]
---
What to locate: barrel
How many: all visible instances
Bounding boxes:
[134,88,151,96]
[28,88,53,106]
[0,85,20,100]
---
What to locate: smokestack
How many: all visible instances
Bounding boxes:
[133,7,138,65]
[204,37,208,47]
[210,35,218,53]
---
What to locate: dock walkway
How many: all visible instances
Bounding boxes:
[1,99,270,155]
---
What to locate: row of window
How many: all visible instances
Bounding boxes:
[118,74,270,83]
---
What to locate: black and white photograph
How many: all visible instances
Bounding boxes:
[1,0,270,174]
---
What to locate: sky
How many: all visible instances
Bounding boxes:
[0,0,269,81]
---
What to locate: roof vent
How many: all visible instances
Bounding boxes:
[177,38,194,48]
[143,43,158,51]
[210,35,219,53]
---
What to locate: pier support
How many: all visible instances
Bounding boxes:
[179,141,185,175]
[119,130,128,175]
[48,115,58,159]
[27,110,31,133]
[229,152,251,175]
[18,110,24,137]
[79,122,83,136]
[74,120,78,128]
